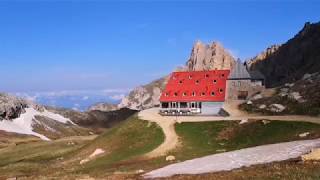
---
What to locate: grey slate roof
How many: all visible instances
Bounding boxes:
[228,60,251,79]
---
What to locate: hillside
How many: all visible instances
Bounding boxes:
[120,41,236,110]
[0,93,91,140]
[247,21,320,87]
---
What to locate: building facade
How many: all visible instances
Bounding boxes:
[226,61,265,100]
[159,70,230,115]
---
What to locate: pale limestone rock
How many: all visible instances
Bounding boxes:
[299,132,310,138]
[186,41,235,71]
[246,44,280,69]
[80,148,105,165]
[166,155,176,161]
[259,104,267,109]
[269,104,286,112]
[252,94,263,100]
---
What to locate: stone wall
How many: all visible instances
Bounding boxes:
[226,80,265,100]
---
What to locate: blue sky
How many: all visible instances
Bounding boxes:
[0,1,319,93]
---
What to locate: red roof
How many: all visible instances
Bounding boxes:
[160,70,230,102]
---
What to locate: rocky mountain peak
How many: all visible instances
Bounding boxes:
[186,41,235,71]
[246,44,281,69]
[0,93,29,120]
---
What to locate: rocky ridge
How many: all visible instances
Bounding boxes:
[247,21,320,87]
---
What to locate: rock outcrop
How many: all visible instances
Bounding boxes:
[0,93,28,120]
[120,41,235,110]
[247,21,320,87]
[187,41,235,71]
[119,77,168,110]
[246,44,280,68]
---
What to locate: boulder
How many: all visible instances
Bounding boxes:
[289,92,305,103]
[166,155,176,161]
[259,104,266,109]
[269,104,286,112]
[299,132,310,138]
[252,94,263,100]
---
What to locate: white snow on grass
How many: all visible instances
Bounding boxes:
[144,138,320,178]
[0,107,75,141]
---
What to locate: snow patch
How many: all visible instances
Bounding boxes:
[0,107,75,140]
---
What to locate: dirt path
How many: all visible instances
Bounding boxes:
[138,108,320,157]
[144,138,320,178]
[139,109,179,158]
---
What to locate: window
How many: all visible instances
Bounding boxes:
[192,92,196,96]
[213,79,217,84]
[219,89,224,93]
[221,74,225,77]
[201,92,206,96]
[182,92,187,96]
[189,75,193,79]
[232,81,236,87]
[174,92,178,96]
[165,92,169,96]
[211,92,215,96]
[205,74,209,78]
[238,81,241,87]
[179,80,183,84]
[196,80,200,84]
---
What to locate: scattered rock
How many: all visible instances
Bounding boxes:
[302,73,312,80]
[269,104,286,112]
[67,141,75,146]
[239,119,248,124]
[246,101,253,105]
[299,132,310,138]
[284,83,294,87]
[259,104,267,109]
[6,177,17,180]
[289,92,305,103]
[136,169,145,174]
[252,94,263,100]
[80,159,90,165]
[80,148,105,165]
[166,155,176,161]
[216,149,226,153]
[302,148,320,161]
[262,120,271,125]
[89,148,105,159]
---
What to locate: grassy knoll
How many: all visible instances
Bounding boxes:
[173,120,320,160]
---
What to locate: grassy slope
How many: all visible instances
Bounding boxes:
[1,118,320,179]
[75,115,165,176]
[0,136,93,179]
[0,115,165,178]
[173,120,320,160]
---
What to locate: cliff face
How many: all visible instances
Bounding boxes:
[120,41,235,110]
[247,22,320,87]
[187,41,235,71]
